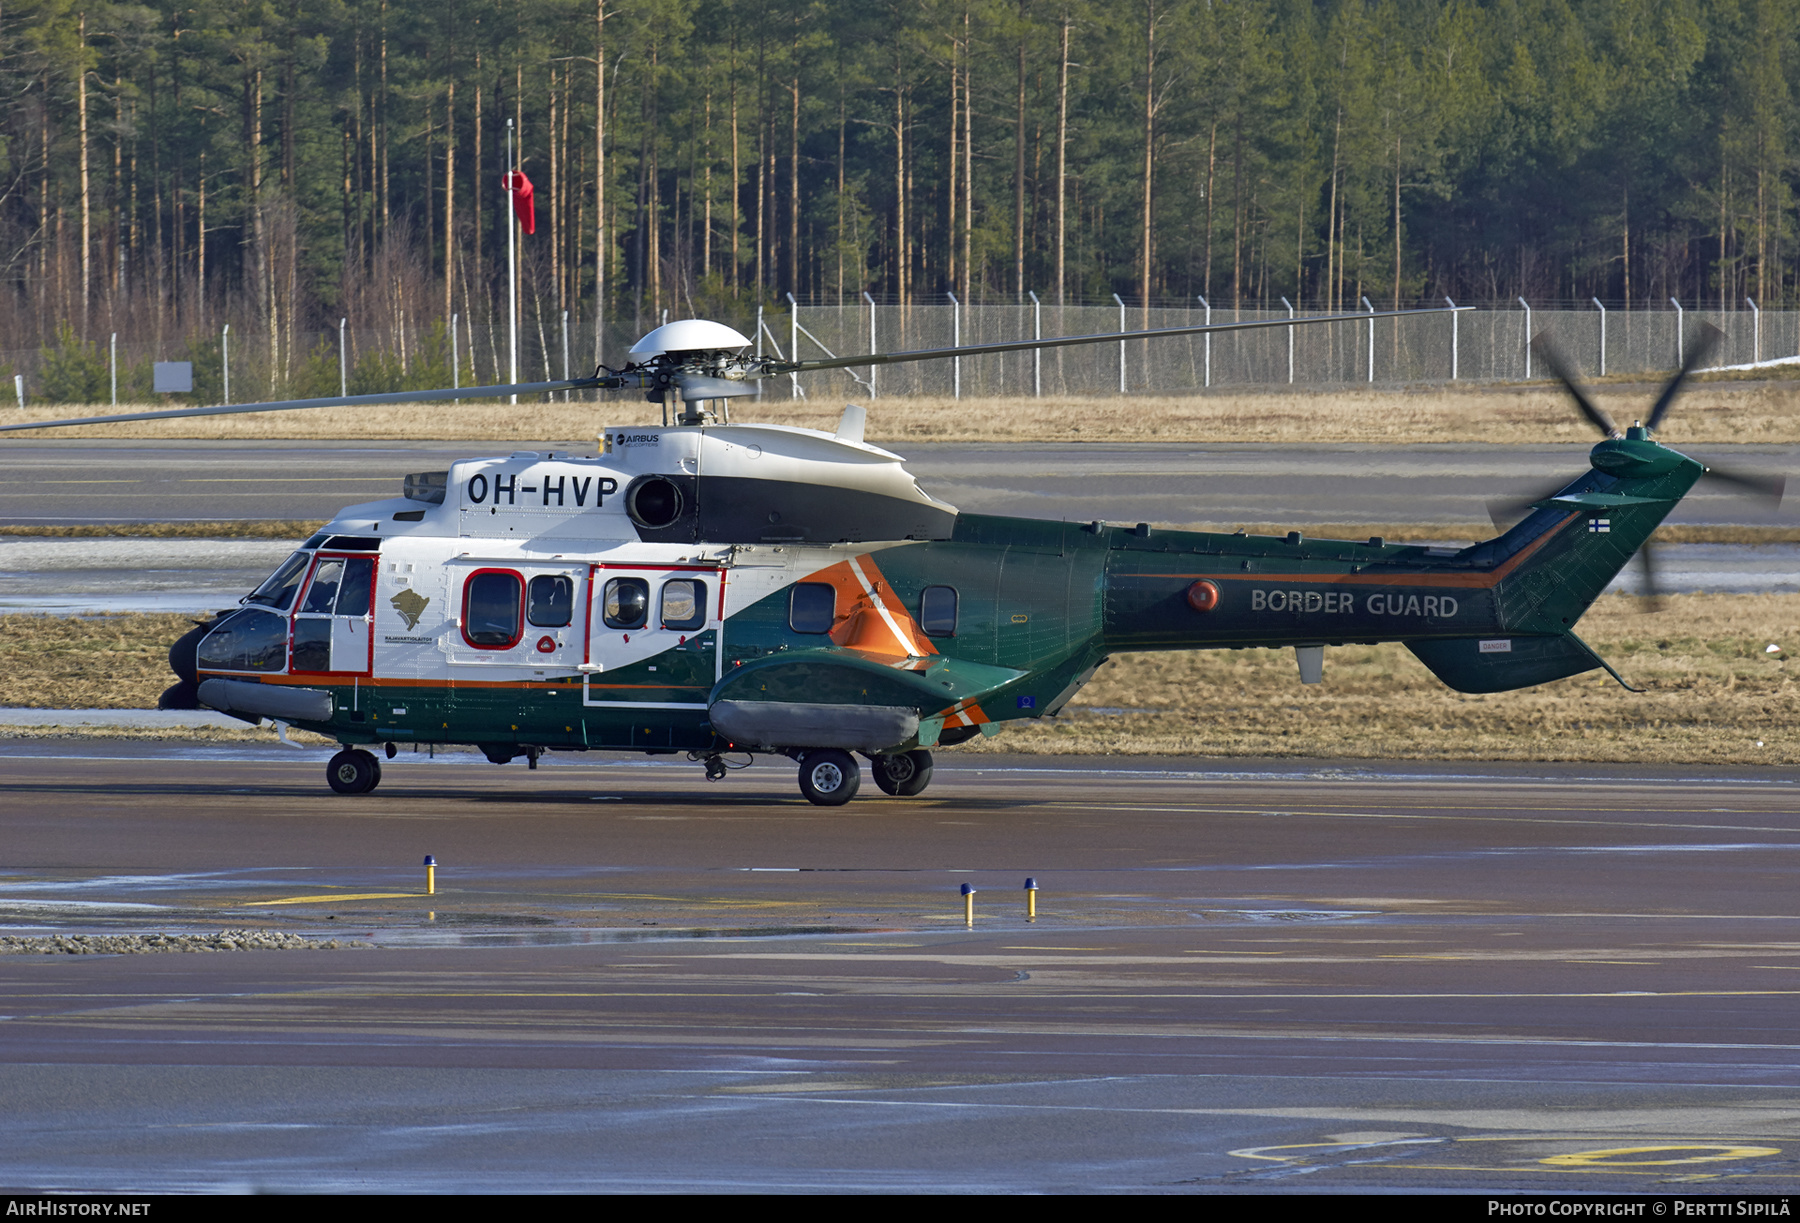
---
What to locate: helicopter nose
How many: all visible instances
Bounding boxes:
[169,621,207,684]
[158,621,210,710]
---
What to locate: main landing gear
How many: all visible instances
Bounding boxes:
[797,749,860,806]
[871,749,934,797]
[793,748,934,806]
[326,747,382,795]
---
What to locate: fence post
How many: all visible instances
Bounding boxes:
[1592,297,1607,376]
[109,332,117,406]
[1671,298,1683,367]
[755,305,765,401]
[1444,296,1458,380]
[947,291,961,399]
[1027,290,1042,397]
[1112,293,1127,393]
[1747,297,1760,365]
[787,293,802,399]
[1517,297,1532,379]
[1197,296,1210,388]
[338,318,348,396]
[222,323,230,405]
[450,313,459,390]
[13,373,21,409]
[862,291,878,398]
[1362,296,1375,383]
[562,309,571,402]
[1280,296,1295,384]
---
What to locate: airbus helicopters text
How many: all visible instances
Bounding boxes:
[1,308,1766,804]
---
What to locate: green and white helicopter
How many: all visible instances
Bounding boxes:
[2,310,1771,804]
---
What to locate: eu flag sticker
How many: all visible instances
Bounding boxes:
[1017,695,1036,709]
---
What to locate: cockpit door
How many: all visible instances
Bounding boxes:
[290,553,376,677]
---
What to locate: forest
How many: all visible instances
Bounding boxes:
[1,0,1797,399]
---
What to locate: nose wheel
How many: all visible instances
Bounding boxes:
[871,749,934,797]
[326,748,382,795]
[797,748,860,806]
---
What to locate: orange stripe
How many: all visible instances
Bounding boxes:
[803,553,938,663]
[200,672,586,691]
[933,698,990,725]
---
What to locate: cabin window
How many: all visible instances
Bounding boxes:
[462,570,524,648]
[246,551,311,611]
[528,575,575,627]
[661,579,708,631]
[919,585,959,636]
[789,583,837,634]
[603,578,650,629]
[196,608,289,673]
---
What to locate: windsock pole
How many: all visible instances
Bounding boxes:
[507,119,519,406]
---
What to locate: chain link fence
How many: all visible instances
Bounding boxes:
[4,302,1793,408]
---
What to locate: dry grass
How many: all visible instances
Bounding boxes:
[974,592,1800,765]
[0,612,201,709]
[7,375,1799,444]
[4,595,1797,764]
[1,520,327,539]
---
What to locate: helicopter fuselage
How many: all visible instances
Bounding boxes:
[167,420,1703,798]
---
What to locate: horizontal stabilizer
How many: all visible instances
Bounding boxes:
[1406,635,1601,694]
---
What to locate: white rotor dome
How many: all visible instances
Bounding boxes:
[628,319,753,359]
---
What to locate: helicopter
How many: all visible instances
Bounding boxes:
[0,309,1776,805]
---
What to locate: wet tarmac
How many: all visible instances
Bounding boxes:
[2,745,1799,1192]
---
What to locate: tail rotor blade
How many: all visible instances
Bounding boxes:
[1699,464,1786,504]
[1644,323,1724,434]
[1636,541,1666,613]
[1530,333,1620,439]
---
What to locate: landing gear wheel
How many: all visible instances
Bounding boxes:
[797,748,860,806]
[871,749,934,797]
[326,748,382,795]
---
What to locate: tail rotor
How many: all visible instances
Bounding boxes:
[1496,325,1784,610]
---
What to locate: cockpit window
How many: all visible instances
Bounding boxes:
[246,551,311,610]
[197,608,288,672]
[301,559,344,613]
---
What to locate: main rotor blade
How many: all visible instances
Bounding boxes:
[1486,479,1573,531]
[0,377,604,434]
[779,305,1467,375]
[1644,323,1723,434]
[1529,332,1620,439]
